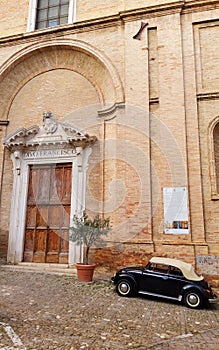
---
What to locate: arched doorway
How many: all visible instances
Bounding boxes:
[1,39,124,264]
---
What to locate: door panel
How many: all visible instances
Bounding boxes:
[23,163,72,263]
[50,167,63,203]
[24,229,34,250]
[139,263,169,295]
[62,205,70,227]
[35,229,47,251]
[23,229,34,262]
[46,229,60,263]
[49,205,61,227]
[62,166,72,203]
[37,168,51,203]
[27,169,39,204]
[139,271,168,294]
[46,252,59,263]
[36,207,48,228]
[60,230,69,251]
[47,229,60,251]
[34,251,46,263]
[166,275,184,297]
[26,206,36,227]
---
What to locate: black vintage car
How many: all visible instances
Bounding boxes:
[111,257,218,308]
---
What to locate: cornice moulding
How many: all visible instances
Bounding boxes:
[0,120,9,126]
[0,15,122,47]
[120,1,185,22]
[97,102,125,120]
[183,0,219,12]
[1,0,217,46]
[197,92,219,101]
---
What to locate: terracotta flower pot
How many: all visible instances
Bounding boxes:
[76,263,96,282]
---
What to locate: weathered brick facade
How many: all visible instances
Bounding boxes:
[0,1,219,286]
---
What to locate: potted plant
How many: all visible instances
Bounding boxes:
[69,211,111,282]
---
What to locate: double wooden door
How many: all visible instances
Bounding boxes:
[23,163,72,263]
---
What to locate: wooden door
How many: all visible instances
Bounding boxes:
[23,163,72,263]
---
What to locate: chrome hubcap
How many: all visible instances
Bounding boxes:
[188,294,199,305]
[120,283,129,293]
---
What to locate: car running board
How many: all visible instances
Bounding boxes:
[138,290,182,302]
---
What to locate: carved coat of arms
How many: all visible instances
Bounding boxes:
[42,111,58,134]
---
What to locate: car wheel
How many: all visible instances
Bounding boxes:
[116,279,134,297]
[183,290,202,309]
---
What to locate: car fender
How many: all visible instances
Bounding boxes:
[117,273,138,293]
[180,284,204,297]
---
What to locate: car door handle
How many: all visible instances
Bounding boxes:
[161,276,168,280]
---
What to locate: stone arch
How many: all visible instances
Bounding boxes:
[0,39,125,119]
[208,116,219,198]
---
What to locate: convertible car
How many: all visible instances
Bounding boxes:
[111,257,218,308]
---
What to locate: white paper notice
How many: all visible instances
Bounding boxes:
[163,187,189,234]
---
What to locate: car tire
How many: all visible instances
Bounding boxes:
[116,279,134,297]
[183,290,203,309]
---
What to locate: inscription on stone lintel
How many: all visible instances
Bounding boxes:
[24,148,76,159]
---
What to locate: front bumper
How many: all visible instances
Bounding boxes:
[208,293,218,304]
[111,276,116,284]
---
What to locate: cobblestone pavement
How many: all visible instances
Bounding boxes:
[0,263,218,350]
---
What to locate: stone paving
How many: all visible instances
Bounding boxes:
[0,262,218,350]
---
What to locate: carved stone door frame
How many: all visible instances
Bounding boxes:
[4,112,96,265]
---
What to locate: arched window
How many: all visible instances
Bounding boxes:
[213,123,219,194]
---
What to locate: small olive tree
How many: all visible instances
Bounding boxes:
[69,212,111,265]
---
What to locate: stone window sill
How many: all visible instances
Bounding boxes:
[211,194,219,200]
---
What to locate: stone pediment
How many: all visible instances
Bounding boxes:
[4,111,97,151]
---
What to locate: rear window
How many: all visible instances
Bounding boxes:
[169,266,183,277]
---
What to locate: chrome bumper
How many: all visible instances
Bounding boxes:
[208,293,218,303]
[111,277,116,284]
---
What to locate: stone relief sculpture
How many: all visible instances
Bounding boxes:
[42,111,58,134]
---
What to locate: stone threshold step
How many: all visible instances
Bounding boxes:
[3,262,77,276]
